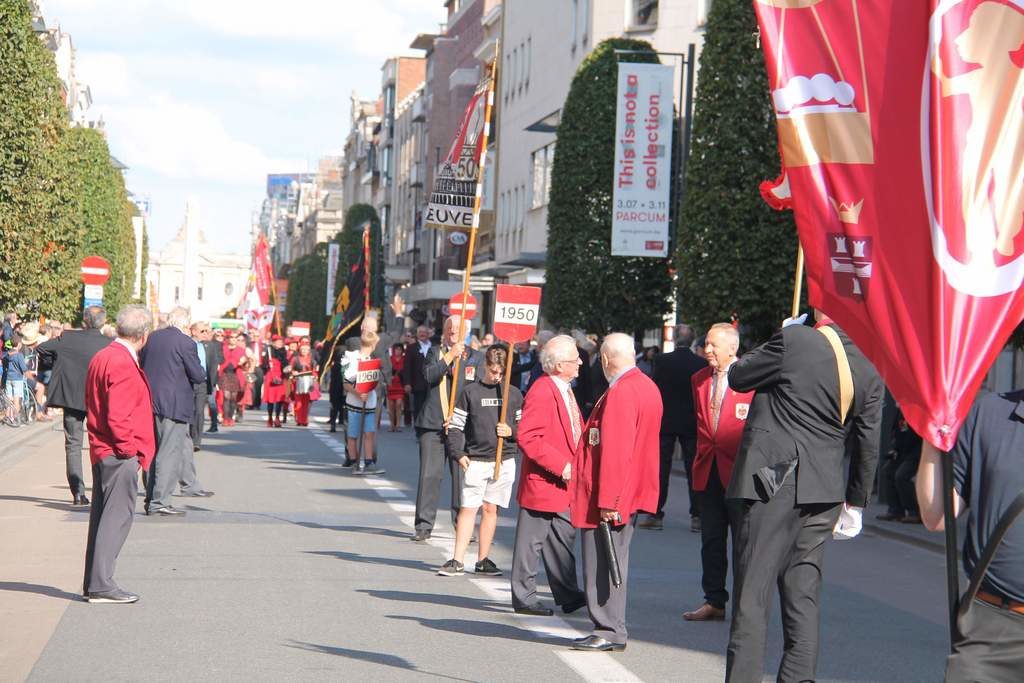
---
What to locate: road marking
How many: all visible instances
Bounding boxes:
[310,423,645,683]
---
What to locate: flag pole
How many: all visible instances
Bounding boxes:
[493,342,516,480]
[791,244,805,319]
[941,448,960,649]
[447,54,498,422]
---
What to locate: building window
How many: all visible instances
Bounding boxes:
[526,37,531,91]
[225,282,234,297]
[197,273,204,302]
[572,0,579,51]
[174,286,180,302]
[631,0,659,29]
[530,142,556,209]
[582,0,590,45]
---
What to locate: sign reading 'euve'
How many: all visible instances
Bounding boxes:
[611,62,674,258]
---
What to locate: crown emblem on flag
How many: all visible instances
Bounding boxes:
[829,197,864,224]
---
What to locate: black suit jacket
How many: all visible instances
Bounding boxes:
[509,350,536,395]
[653,347,707,436]
[35,329,112,412]
[726,323,883,507]
[204,340,223,393]
[140,327,207,423]
[414,345,482,431]
[401,341,430,393]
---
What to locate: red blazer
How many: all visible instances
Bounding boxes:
[572,367,662,529]
[516,374,580,513]
[86,341,157,471]
[691,366,754,491]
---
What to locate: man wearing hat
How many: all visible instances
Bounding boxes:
[37,306,112,504]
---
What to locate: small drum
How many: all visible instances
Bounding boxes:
[294,372,315,395]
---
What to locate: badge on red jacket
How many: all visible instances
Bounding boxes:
[735,403,750,420]
[465,365,476,382]
[588,427,600,446]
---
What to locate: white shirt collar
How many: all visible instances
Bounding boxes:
[114,337,139,365]
[550,374,572,393]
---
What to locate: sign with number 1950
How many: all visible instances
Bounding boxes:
[493,285,542,343]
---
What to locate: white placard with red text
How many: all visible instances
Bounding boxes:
[611,62,673,258]
[493,285,542,343]
[355,358,382,394]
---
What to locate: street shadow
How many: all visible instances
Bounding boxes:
[293,522,410,539]
[0,494,88,514]
[387,614,564,645]
[0,581,81,601]
[357,589,508,614]
[284,641,476,682]
[313,487,395,503]
[304,549,436,572]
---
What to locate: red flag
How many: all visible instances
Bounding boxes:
[253,235,273,306]
[754,0,1024,450]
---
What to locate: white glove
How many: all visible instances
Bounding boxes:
[832,503,863,540]
[782,313,808,328]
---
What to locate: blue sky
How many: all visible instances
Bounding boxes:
[43,0,445,255]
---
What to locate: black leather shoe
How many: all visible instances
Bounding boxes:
[73,494,90,506]
[147,506,186,516]
[410,530,431,542]
[570,635,625,652]
[561,596,587,614]
[206,427,218,433]
[514,603,554,616]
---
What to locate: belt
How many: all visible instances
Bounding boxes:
[977,590,1024,615]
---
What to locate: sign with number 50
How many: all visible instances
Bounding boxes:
[493,285,542,343]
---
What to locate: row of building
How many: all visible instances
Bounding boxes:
[258,0,715,332]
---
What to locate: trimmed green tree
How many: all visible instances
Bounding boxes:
[544,38,673,337]
[285,243,329,339]
[335,203,384,309]
[0,0,81,321]
[675,0,800,344]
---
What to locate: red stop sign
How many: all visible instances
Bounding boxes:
[493,285,542,343]
[80,256,111,286]
[448,292,478,319]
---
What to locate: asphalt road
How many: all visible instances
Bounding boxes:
[13,400,950,682]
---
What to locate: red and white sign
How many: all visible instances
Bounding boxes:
[287,321,311,338]
[355,358,382,394]
[754,0,1024,449]
[80,256,111,286]
[448,292,478,320]
[493,285,542,343]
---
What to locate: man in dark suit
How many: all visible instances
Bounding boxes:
[36,305,112,505]
[83,305,156,603]
[402,325,432,420]
[725,312,883,683]
[640,323,707,531]
[140,308,209,516]
[511,335,586,616]
[411,315,482,542]
[203,328,223,433]
[509,341,537,396]
[188,322,211,449]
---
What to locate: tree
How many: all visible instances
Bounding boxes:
[335,203,383,309]
[285,244,329,339]
[545,38,673,336]
[675,0,800,344]
[0,0,81,321]
[64,127,136,315]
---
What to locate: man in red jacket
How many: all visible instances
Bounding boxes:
[83,305,156,604]
[511,335,587,616]
[684,323,754,621]
[571,333,662,651]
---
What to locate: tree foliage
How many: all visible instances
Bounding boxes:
[64,127,136,315]
[285,243,329,339]
[675,0,800,343]
[0,0,142,322]
[0,0,81,322]
[336,203,384,309]
[544,38,673,337]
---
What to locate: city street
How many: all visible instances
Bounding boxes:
[2,401,950,682]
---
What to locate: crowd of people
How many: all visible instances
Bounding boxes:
[4,298,1018,681]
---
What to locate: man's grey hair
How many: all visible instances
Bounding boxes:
[707,322,740,351]
[116,305,154,341]
[166,306,191,330]
[540,335,578,374]
[601,333,636,363]
[82,306,106,330]
[675,323,695,349]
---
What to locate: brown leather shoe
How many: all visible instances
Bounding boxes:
[683,603,726,621]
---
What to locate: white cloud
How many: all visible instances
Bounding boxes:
[101,93,304,186]
[75,51,131,99]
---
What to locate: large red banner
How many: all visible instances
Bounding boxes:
[253,235,273,306]
[754,0,1024,449]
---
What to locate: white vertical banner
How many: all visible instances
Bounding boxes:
[325,242,340,315]
[611,62,674,258]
